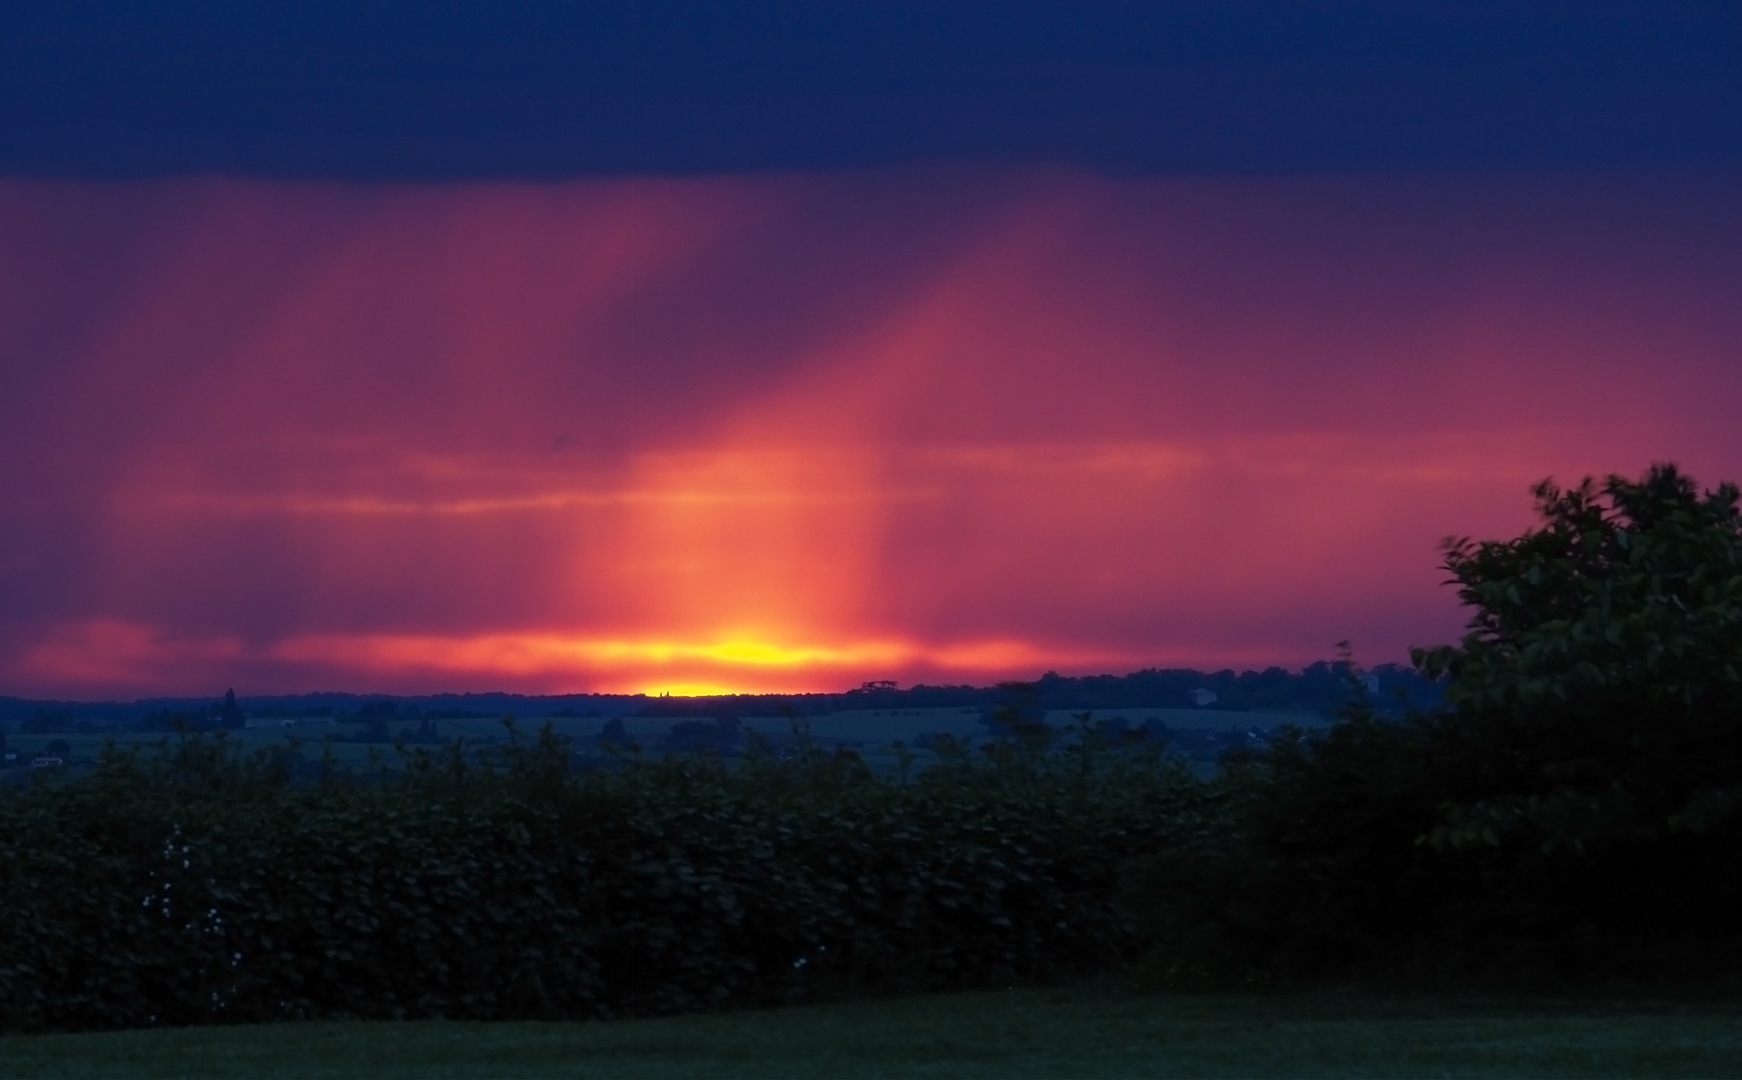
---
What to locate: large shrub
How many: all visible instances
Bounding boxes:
[0,728,1198,1030]
[1133,464,1742,982]
[1416,463,1742,854]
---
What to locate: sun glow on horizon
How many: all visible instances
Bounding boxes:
[2,172,1738,699]
[14,621,1156,697]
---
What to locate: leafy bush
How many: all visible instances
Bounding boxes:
[0,726,1199,1030]
[1130,465,1742,983]
[1416,463,1742,854]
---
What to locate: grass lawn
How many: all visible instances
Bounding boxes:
[3,985,1739,1078]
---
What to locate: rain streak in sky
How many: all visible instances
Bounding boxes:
[2,168,1739,696]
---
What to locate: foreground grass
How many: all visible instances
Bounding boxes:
[4,985,1739,1079]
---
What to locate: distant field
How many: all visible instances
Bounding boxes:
[2,986,1737,1079]
[1,727,415,774]
[1039,707,1330,731]
[0,705,1325,780]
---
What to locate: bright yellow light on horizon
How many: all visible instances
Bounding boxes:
[642,682,744,697]
[239,627,1117,696]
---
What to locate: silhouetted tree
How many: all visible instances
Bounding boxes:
[219,689,245,730]
[1413,462,1742,854]
[1133,463,1742,980]
[598,717,633,752]
[358,701,397,742]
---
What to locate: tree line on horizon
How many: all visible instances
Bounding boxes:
[2,660,1444,736]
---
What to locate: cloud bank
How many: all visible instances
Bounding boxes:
[1,169,1737,696]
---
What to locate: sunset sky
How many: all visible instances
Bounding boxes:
[2,3,1739,698]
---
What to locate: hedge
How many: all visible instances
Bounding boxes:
[0,730,1199,1030]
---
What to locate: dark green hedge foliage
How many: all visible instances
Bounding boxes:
[0,729,1198,1030]
[1131,466,1742,986]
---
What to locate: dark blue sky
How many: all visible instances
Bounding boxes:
[2,1,1738,178]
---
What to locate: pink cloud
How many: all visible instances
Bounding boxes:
[0,169,1737,697]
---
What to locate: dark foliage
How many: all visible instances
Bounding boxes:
[0,726,1197,1031]
[1130,465,1742,984]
